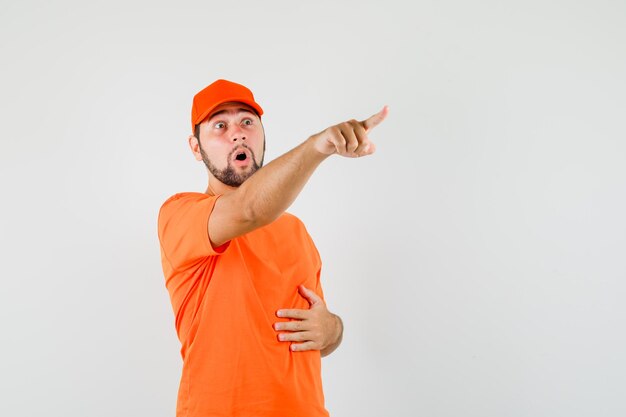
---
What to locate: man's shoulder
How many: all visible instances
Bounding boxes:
[158,192,216,228]
[279,211,304,225]
[161,191,211,208]
[274,212,312,236]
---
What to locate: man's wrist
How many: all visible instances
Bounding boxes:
[304,135,333,161]
[321,314,343,357]
[334,314,343,343]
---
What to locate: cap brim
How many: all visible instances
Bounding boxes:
[193,97,264,128]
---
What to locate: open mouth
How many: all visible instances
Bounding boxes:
[231,147,253,165]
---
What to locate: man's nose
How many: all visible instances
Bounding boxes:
[230,125,246,142]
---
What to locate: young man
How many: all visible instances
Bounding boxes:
[158,79,387,417]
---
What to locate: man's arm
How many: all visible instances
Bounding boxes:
[274,285,344,357]
[208,106,389,247]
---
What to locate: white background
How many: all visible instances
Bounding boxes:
[1,1,625,416]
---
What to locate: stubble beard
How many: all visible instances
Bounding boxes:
[199,142,265,187]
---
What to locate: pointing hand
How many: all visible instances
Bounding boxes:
[311,105,389,157]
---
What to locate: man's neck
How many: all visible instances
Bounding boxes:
[205,178,238,196]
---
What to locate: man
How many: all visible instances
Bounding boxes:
[158,79,387,417]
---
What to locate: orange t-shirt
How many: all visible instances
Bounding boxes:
[158,192,329,417]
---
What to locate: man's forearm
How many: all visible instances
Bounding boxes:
[239,136,328,226]
[229,107,386,232]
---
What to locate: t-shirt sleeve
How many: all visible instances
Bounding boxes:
[158,193,229,269]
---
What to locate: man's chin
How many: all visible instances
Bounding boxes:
[220,169,257,187]
[204,157,261,187]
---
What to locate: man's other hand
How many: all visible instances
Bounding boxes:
[274,285,343,356]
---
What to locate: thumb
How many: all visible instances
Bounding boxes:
[298,284,324,307]
[361,105,389,132]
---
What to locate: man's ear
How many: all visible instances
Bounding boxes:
[188,134,203,161]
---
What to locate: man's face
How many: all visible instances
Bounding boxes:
[196,102,265,187]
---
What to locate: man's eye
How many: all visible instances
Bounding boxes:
[215,122,226,129]
[242,118,253,126]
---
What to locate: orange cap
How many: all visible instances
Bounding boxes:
[191,79,264,132]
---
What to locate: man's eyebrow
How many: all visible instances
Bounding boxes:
[208,108,256,122]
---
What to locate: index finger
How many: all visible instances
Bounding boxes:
[276,308,308,319]
[361,105,389,132]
